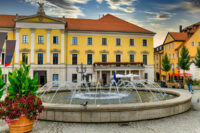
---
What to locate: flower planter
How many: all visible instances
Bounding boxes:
[9,116,34,133]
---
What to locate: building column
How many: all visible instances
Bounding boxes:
[99,70,102,80]
[47,29,50,64]
[61,30,65,64]
[31,29,35,64]
[15,28,20,64]
[129,70,131,74]
[125,70,127,75]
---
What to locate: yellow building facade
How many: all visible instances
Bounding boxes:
[0,4,155,85]
[157,24,200,81]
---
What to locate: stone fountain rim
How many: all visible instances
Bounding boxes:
[42,88,191,112]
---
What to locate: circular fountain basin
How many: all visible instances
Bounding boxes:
[39,88,191,123]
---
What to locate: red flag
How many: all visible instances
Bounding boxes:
[5,40,16,67]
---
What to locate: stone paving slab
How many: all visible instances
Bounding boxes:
[1,89,200,133]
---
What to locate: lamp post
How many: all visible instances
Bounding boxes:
[76,63,87,81]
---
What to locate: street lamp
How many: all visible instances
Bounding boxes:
[76,63,87,81]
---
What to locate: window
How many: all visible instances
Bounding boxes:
[129,54,135,62]
[52,74,59,87]
[102,38,107,45]
[116,54,121,62]
[102,54,107,62]
[38,36,44,44]
[53,36,59,44]
[22,53,28,65]
[53,53,58,64]
[72,54,78,65]
[157,55,159,60]
[144,73,148,80]
[172,54,174,59]
[2,74,7,83]
[176,53,179,58]
[87,54,93,65]
[168,44,171,49]
[86,74,92,82]
[37,53,43,64]
[172,63,174,70]
[72,74,77,83]
[22,35,29,44]
[1,53,5,65]
[72,37,78,45]
[143,39,147,46]
[116,38,121,46]
[169,54,171,59]
[176,63,178,68]
[172,43,174,48]
[130,39,134,46]
[191,41,195,46]
[143,55,148,65]
[198,42,200,47]
[87,37,92,45]
[165,46,167,50]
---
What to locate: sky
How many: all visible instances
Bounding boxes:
[0,0,200,47]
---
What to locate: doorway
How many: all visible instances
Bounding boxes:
[102,73,107,85]
[33,71,47,86]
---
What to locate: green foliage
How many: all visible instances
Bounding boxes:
[194,48,200,68]
[0,68,6,99]
[162,54,171,72]
[8,63,39,98]
[178,45,191,71]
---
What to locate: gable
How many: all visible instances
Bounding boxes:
[22,16,57,23]
[164,33,174,44]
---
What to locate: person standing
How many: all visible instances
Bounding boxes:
[187,77,194,94]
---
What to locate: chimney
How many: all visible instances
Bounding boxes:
[188,32,192,37]
[179,25,182,32]
[193,24,199,30]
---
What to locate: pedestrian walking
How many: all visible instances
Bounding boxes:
[187,77,194,94]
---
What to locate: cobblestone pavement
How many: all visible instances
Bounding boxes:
[1,89,200,133]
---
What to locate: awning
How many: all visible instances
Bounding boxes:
[170,73,192,76]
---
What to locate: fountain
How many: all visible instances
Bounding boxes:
[38,80,191,122]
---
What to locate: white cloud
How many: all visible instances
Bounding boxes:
[98,0,137,13]
[96,0,103,4]
[144,11,174,21]
[24,0,89,18]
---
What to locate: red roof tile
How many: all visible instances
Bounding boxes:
[65,14,155,34]
[0,14,155,34]
[169,32,188,41]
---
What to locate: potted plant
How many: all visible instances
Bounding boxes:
[0,63,43,133]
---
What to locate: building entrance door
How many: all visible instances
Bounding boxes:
[33,71,47,86]
[102,73,107,85]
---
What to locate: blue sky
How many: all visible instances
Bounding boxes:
[0,0,200,47]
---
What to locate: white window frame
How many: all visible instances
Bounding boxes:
[87,53,93,65]
[37,53,44,65]
[130,39,134,46]
[129,54,135,62]
[142,54,148,65]
[102,38,107,46]
[142,39,148,47]
[115,54,121,62]
[87,37,93,45]
[22,35,29,44]
[101,54,107,62]
[72,37,78,45]
[71,53,78,65]
[38,35,44,44]
[53,36,59,44]
[52,53,59,64]
[21,52,29,65]
[116,38,121,46]
[191,41,195,46]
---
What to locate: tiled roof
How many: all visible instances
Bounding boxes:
[0,14,155,34]
[0,15,16,27]
[169,32,188,41]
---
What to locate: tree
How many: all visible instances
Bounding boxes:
[178,45,191,82]
[162,54,171,81]
[194,48,200,68]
